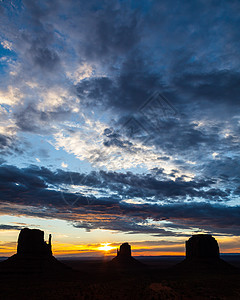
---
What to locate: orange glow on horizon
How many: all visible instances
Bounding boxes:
[0,236,240,257]
[98,243,115,252]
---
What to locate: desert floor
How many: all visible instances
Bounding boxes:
[0,255,240,299]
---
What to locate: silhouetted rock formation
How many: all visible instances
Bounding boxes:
[173,234,235,273]
[17,228,52,257]
[0,228,70,275]
[186,234,219,260]
[117,242,131,258]
[110,243,143,268]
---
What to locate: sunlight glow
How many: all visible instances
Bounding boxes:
[98,243,114,252]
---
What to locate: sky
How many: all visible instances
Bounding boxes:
[0,0,239,257]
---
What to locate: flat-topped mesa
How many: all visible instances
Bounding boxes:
[186,234,219,260]
[117,242,131,258]
[173,234,234,272]
[17,228,52,257]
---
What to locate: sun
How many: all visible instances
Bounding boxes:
[98,243,114,252]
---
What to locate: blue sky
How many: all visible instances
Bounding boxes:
[0,0,240,256]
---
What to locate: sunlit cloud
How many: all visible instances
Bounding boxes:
[66,63,94,84]
[1,40,13,51]
[54,118,195,181]
[0,86,23,106]
[212,152,219,159]
[61,162,68,168]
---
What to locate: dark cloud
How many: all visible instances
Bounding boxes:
[29,45,60,71]
[172,70,240,117]
[1,164,224,201]
[23,0,58,21]
[72,218,182,236]
[0,164,239,236]
[203,156,240,179]
[0,224,24,231]
[0,134,24,156]
[72,0,240,121]
[76,52,164,113]
[80,7,141,62]
[14,103,72,133]
[0,165,47,189]
[0,134,12,149]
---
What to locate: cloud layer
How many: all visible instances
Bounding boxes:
[0,0,239,239]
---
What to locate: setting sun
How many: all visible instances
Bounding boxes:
[98,243,114,252]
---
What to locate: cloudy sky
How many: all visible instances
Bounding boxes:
[0,0,239,257]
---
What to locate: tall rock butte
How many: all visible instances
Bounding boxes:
[117,242,131,258]
[186,234,219,260]
[17,228,52,257]
[0,228,70,274]
[111,242,143,268]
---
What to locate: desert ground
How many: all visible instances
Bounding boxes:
[0,255,240,300]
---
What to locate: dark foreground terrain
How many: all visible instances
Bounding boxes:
[0,255,240,300]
